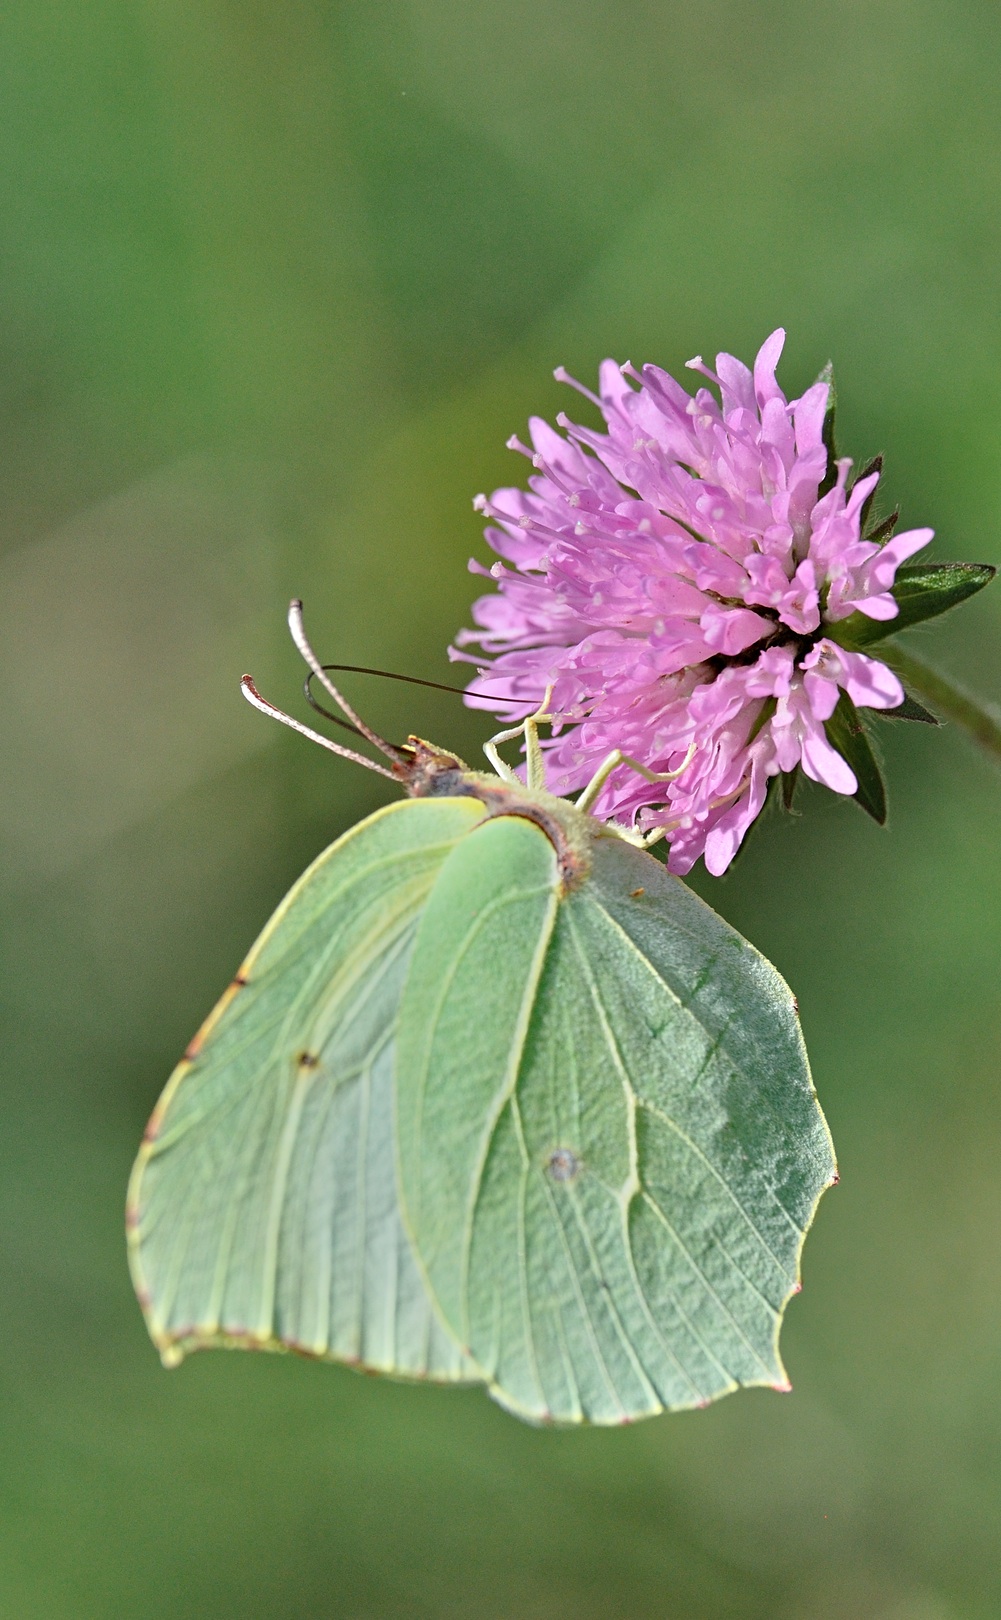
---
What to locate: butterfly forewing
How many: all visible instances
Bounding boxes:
[395,816,835,1425]
[128,796,487,1381]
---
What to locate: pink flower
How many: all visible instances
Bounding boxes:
[453,330,933,874]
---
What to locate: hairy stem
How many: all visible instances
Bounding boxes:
[882,642,1001,763]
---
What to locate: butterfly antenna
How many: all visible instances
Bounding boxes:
[303,662,465,730]
[287,600,406,765]
[301,681,366,738]
[240,675,398,781]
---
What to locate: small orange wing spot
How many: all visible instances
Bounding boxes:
[181,972,249,1065]
[284,1336,323,1359]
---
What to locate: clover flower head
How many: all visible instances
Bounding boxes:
[452,330,933,874]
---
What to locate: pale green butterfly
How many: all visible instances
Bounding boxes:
[127,601,836,1425]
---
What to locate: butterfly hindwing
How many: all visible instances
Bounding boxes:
[128,795,487,1381]
[395,816,835,1424]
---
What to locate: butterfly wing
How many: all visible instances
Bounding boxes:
[128,795,487,1381]
[395,816,835,1424]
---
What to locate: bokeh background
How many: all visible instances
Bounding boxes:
[2,3,1001,1616]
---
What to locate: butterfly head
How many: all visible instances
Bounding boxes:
[397,737,471,798]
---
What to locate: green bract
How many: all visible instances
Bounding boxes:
[129,727,836,1426]
[829,561,996,650]
[819,561,996,825]
[825,691,888,825]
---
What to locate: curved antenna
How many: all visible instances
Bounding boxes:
[317,662,466,696]
[303,662,465,731]
[301,681,365,739]
[241,676,399,782]
[287,601,405,764]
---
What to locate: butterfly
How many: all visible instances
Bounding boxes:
[127,601,835,1425]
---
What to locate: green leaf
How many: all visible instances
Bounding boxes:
[824,692,887,824]
[829,562,996,649]
[876,691,940,725]
[395,815,834,1425]
[128,795,488,1379]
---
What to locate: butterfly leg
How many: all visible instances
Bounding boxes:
[574,740,697,815]
[636,772,756,850]
[482,685,556,788]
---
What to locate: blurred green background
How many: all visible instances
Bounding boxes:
[2,2,1001,1616]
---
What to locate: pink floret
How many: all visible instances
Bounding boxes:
[453,330,931,873]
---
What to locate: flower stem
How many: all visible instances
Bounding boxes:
[881,642,1001,764]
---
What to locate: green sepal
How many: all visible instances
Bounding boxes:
[780,765,800,811]
[854,454,883,534]
[816,362,838,496]
[864,507,899,545]
[827,562,996,650]
[825,692,887,824]
[876,691,940,725]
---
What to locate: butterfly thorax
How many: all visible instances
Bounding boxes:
[400,735,593,891]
